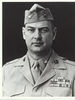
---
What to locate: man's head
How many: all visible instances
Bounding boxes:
[22,4,56,55]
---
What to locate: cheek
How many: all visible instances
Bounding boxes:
[43,33,53,43]
[24,36,30,44]
[25,35,33,45]
[25,34,31,41]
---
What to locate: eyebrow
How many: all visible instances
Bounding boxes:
[26,26,49,29]
[26,26,35,29]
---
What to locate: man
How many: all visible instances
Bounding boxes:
[3,4,75,97]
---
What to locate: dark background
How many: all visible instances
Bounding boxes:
[2,2,75,65]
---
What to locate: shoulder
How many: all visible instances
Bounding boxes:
[57,55,75,72]
[59,56,75,66]
[3,55,27,81]
[53,50,75,69]
[53,51,75,67]
[3,58,20,66]
[54,54,75,78]
[3,55,26,71]
[2,55,27,86]
[63,58,75,66]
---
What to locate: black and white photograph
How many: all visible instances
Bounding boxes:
[2,2,75,97]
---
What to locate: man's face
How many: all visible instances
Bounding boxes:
[22,21,56,54]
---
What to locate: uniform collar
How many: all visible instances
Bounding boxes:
[27,51,52,72]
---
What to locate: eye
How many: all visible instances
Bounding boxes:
[27,28,35,33]
[40,27,49,33]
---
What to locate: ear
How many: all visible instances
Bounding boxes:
[52,27,57,40]
[22,27,26,40]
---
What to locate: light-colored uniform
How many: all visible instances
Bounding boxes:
[3,51,75,97]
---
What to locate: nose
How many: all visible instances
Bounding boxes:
[34,29,41,39]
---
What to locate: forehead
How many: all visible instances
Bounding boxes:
[25,21,52,28]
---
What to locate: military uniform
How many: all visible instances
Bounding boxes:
[3,51,75,96]
[3,4,75,97]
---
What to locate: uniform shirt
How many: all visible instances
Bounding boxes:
[3,50,75,97]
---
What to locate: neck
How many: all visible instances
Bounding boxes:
[28,49,52,60]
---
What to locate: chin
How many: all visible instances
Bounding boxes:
[32,49,43,53]
[31,48,46,53]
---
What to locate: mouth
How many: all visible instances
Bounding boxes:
[32,42,43,46]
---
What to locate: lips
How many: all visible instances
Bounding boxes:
[32,42,43,46]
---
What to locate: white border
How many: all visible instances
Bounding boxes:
[0,0,2,97]
[1,0,75,2]
[1,0,75,100]
[0,97,75,100]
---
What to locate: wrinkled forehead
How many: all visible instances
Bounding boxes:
[25,21,52,28]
